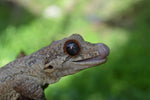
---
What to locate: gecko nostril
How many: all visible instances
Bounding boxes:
[98,43,110,57]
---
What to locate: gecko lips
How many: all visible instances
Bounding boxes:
[73,43,110,67]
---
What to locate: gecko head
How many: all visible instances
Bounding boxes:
[43,34,109,82]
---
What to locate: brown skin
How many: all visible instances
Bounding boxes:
[0,34,109,100]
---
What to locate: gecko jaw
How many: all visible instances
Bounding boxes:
[72,56,107,66]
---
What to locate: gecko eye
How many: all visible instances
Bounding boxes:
[64,40,81,56]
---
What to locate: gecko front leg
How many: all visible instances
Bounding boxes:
[13,77,46,100]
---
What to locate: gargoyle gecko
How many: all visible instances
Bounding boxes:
[0,34,109,100]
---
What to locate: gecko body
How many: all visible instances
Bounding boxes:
[0,34,109,100]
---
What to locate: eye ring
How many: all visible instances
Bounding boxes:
[63,39,81,56]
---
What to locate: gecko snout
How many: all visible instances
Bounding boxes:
[97,43,110,58]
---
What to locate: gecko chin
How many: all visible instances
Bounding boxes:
[62,56,108,75]
[62,56,107,76]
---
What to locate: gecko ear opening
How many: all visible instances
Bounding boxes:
[44,65,54,73]
[48,65,53,69]
[44,65,53,70]
[45,65,53,69]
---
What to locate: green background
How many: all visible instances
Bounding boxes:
[0,0,149,100]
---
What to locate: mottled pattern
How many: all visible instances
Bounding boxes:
[0,34,109,100]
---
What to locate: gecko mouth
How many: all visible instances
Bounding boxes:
[73,56,107,66]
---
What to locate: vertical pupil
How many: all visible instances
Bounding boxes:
[66,41,80,56]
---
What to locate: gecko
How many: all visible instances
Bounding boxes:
[0,34,109,100]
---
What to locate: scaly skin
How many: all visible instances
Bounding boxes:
[0,34,109,100]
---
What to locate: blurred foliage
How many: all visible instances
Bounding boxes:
[0,0,150,100]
